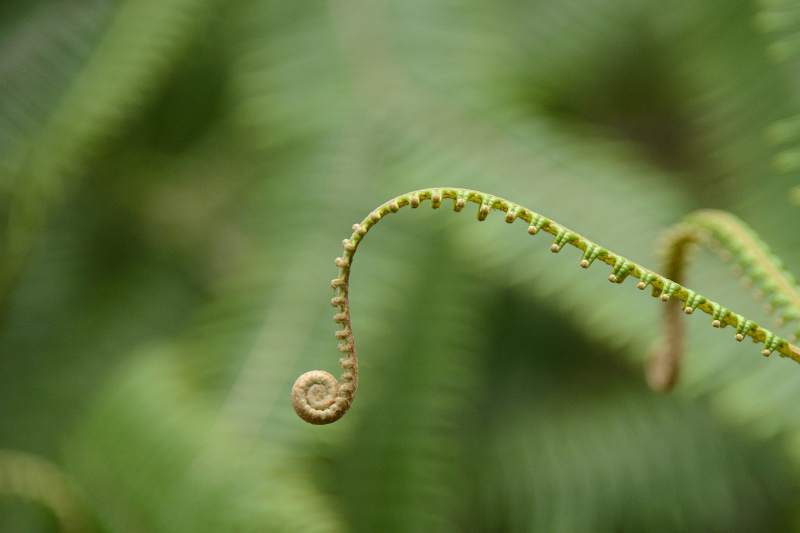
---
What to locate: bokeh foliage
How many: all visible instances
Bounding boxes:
[3,0,800,531]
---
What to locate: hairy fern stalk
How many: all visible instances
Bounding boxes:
[292,188,800,424]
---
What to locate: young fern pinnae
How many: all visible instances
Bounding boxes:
[291,188,800,425]
[647,209,800,391]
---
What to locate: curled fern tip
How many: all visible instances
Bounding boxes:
[292,188,800,423]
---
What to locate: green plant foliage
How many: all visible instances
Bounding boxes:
[5,0,800,531]
[292,188,800,423]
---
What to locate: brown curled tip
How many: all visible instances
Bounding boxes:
[291,370,347,425]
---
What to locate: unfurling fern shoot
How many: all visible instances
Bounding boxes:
[291,188,800,424]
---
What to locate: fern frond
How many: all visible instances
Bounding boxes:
[322,239,487,531]
[292,188,800,425]
[1,0,215,299]
[648,209,800,390]
[6,0,800,529]
[0,0,112,162]
[457,386,795,532]
[758,0,800,199]
[67,350,346,533]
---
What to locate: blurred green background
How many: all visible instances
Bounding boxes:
[3,0,800,531]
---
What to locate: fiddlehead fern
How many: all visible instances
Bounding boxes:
[647,209,800,391]
[291,188,800,424]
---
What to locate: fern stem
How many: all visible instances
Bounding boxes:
[291,188,800,424]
